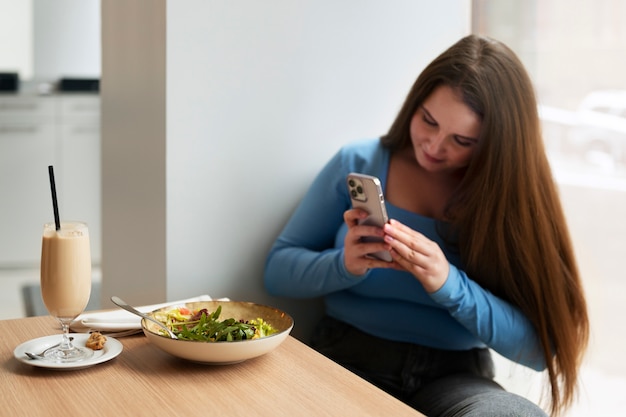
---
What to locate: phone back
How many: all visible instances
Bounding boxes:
[346,173,392,262]
[347,173,389,227]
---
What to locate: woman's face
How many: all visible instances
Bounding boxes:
[409,85,482,175]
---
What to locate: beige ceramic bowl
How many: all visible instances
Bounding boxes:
[141,300,294,364]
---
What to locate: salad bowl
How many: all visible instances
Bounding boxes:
[141,300,294,364]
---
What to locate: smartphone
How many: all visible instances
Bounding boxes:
[346,173,392,262]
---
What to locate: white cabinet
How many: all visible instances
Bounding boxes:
[0,94,100,267]
[0,96,56,266]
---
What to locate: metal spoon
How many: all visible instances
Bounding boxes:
[25,337,74,360]
[110,296,178,339]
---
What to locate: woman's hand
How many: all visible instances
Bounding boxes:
[383,219,449,293]
[343,209,397,275]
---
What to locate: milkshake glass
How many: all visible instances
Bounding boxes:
[40,221,92,362]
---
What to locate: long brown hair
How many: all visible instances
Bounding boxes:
[382,35,589,416]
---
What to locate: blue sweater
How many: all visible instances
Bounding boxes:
[264,139,545,371]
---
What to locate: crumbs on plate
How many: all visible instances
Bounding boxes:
[86,331,107,350]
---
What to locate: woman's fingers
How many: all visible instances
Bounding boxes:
[343,209,396,275]
[383,219,449,292]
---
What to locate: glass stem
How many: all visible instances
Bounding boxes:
[60,321,73,350]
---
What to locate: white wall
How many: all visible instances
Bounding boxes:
[33,0,100,81]
[102,0,470,341]
[0,0,32,79]
[0,0,100,82]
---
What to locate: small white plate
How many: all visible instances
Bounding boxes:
[13,333,123,370]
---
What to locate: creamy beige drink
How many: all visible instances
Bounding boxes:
[40,222,91,320]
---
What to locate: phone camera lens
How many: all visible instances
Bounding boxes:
[356,186,363,194]
[348,179,355,187]
[351,189,358,198]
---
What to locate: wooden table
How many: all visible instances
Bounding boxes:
[1,315,424,416]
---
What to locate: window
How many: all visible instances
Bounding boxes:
[473,1,626,415]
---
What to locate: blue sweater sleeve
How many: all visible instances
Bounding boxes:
[264,149,366,297]
[429,264,546,371]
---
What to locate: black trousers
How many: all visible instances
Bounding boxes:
[310,316,548,417]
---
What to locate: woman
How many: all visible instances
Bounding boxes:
[264,35,588,417]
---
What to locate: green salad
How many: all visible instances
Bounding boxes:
[152,305,277,342]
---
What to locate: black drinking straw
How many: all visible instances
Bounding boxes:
[48,165,61,231]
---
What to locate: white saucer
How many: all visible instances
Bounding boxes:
[13,333,123,370]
